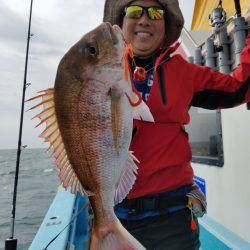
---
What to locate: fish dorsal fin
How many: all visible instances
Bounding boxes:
[114,151,139,205]
[27,89,92,197]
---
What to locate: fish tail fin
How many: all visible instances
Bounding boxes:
[90,219,145,250]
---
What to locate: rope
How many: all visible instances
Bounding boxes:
[43,203,89,250]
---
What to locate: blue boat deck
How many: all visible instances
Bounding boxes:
[30,188,250,250]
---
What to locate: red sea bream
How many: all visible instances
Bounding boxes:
[28,23,154,250]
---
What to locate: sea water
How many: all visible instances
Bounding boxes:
[0,148,59,250]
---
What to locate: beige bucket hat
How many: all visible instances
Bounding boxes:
[103,0,184,48]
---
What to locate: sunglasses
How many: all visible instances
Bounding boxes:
[124,5,165,20]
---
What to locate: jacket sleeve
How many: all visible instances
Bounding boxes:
[190,34,250,109]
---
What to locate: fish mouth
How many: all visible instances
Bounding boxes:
[105,22,119,45]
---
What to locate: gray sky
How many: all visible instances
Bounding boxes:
[0,0,195,149]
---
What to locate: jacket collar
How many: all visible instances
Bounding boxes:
[155,42,181,68]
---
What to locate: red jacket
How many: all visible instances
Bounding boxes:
[128,35,250,199]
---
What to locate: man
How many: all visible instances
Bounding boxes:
[103,0,250,249]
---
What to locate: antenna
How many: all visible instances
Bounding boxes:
[5,0,34,249]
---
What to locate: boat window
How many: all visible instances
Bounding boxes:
[186,108,224,167]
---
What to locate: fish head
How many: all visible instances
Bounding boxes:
[56,22,127,94]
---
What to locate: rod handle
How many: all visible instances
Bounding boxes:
[234,0,242,16]
[5,238,17,250]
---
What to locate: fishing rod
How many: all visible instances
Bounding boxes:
[5,0,34,249]
[234,0,241,17]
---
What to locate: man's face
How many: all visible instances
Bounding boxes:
[122,0,165,57]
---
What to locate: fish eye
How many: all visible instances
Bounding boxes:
[85,43,98,57]
[88,46,97,55]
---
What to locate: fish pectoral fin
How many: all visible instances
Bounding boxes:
[111,89,121,152]
[133,100,155,122]
[125,90,154,122]
[114,151,139,205]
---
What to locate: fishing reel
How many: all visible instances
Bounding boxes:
[208,6,227,28]
[208,0,227,52]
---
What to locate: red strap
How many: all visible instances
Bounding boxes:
[125,91,142,107]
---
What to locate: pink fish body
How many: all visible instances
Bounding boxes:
[28,23,153,250]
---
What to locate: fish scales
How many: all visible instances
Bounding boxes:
[55,21,135,226]
[55,68,132,227]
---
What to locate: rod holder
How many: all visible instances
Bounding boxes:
[216,27,231,74]
[204,37,217,70]
[233,16,247,66]
[194,48,203,66]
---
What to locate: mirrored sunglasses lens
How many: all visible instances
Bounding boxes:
[148,7,164,20]
[125,6,143,19]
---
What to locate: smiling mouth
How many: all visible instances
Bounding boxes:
[135,32,152,37]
